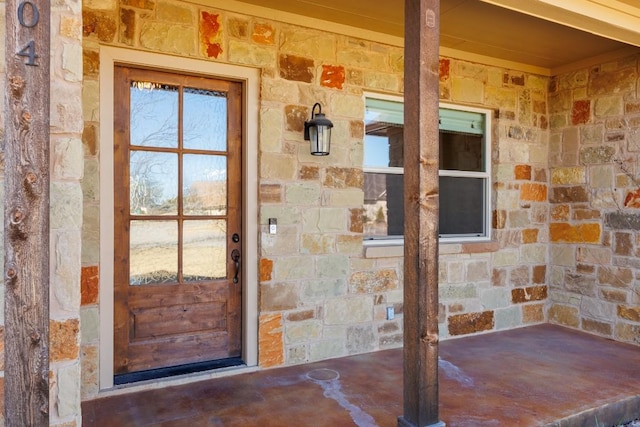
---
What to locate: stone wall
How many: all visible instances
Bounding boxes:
[0,0,84,425]
[79,1,551,400]
[548,55,640,344]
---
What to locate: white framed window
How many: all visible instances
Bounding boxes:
[363,94,492,244]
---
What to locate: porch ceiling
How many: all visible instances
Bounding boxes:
[232,0,640,74]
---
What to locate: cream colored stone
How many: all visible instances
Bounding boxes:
[82,79,100,123]
[140,23,195,55]
[550,245,576,267]
[521,244,546,264]
[52,230,81,315]
[262,227,300,256]
[286,182,321,205]
[261,153,297,180]
[337,49,388,72]
[62,42,83,82]
[157,1,194,24]
[589,164,614,189]
[56,362,81,418]
[363,71,399,92]
[325,296,374,324]
[451,77,483,104]
[53,137,84,180]
[492,250,519,267]
[594,95,623,117]
[262,78,300,104]
[285,321,322,343]
[52,80,84,133]
[302,208,346,233]
[325,189,364,207]
[260,108,283,153]
[275,256,314,280]
[281,26,336,60]
[330,94,364,119]
[485,86,516,110]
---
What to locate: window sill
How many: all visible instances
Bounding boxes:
[364,240,499,258]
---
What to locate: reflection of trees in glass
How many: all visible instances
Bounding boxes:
[130,151,177,215]
[130,83,178,148]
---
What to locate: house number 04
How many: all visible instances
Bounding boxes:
[16,0,40,66]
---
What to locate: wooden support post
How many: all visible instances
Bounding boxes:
[399,0,443,426]
[4,0,51,425]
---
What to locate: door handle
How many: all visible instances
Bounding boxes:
[231,249,240,283]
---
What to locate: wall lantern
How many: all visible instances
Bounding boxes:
[304,103,333,156]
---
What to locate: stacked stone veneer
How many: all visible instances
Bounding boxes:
[76,0,640,404]
[547,56,640,344]
[0,0,85,425]
[79,0,551,401]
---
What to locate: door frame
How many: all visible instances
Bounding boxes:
[99,46,259,391]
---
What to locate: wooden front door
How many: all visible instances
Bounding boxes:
[113,66,243,377]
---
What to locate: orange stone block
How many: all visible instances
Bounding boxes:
[522,228,539,244]
[439,58,450,81]
[201,11,223,58]
[549,223,601,243]
[259,313,284,368]
[252,22,275,45]
[448,311,494,336]
[514,164,532,180]
[260,258,273,282]
[520,183,547,202]
[321,65,345,90]
[81,265,99,306]
[50,319,80,362]
[617,305,640,322]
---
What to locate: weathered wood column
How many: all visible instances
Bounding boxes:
[399,0,443,426]
[4,0,51,425]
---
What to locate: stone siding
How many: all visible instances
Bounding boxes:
[548,57,640,344]
[79,1,554,403]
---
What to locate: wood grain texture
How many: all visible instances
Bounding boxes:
[4,0,51,425]
[400,0,442,426]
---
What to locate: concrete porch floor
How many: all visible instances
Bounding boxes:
[82,324,640,426]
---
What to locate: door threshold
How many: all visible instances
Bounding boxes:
[114,357,245,385]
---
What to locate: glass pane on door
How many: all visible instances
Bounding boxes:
[183,87,227,151]
[130,82,179,148]
[183,154,227,216]
[129,220,178,285]
[183,220,227,282]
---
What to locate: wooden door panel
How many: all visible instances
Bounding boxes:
[113,65,243,377]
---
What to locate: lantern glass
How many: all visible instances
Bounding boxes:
[310,125,331,156]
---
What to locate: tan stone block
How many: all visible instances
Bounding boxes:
[451,77,483,104]
[121,0,154,9]
[448,311,494,336]
[485,86,516,110]
[281,27,335,60]
[551,167,585,185]
[582,318,612,336]
[520,183,547,202]
[577,246,611,265]
[260,184,282,203]
[0,327,4,371]
[336,235,361,254]
[364,71,399,92]
[522,304,544,323]
[349,208,364,233]
[81,345,99,400]
[350,270,398,293]
[549,223,601,244]
[228,17,248,39]
[51,319,80,362]
[301,234,334,254]
[259,313,284,368]
[615,322,640,343]
[617,305,640,322]
[286,309,316,322]
[600,288,628,303]
[572,208,601,220]
[81,266,99,306]
[598,266,633,288]
[140,22,195,55]
[228,39,276,67]
[261,283,299,311]
[614,232,633,256]
[260,153,296,180]
[548,304,579,327]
